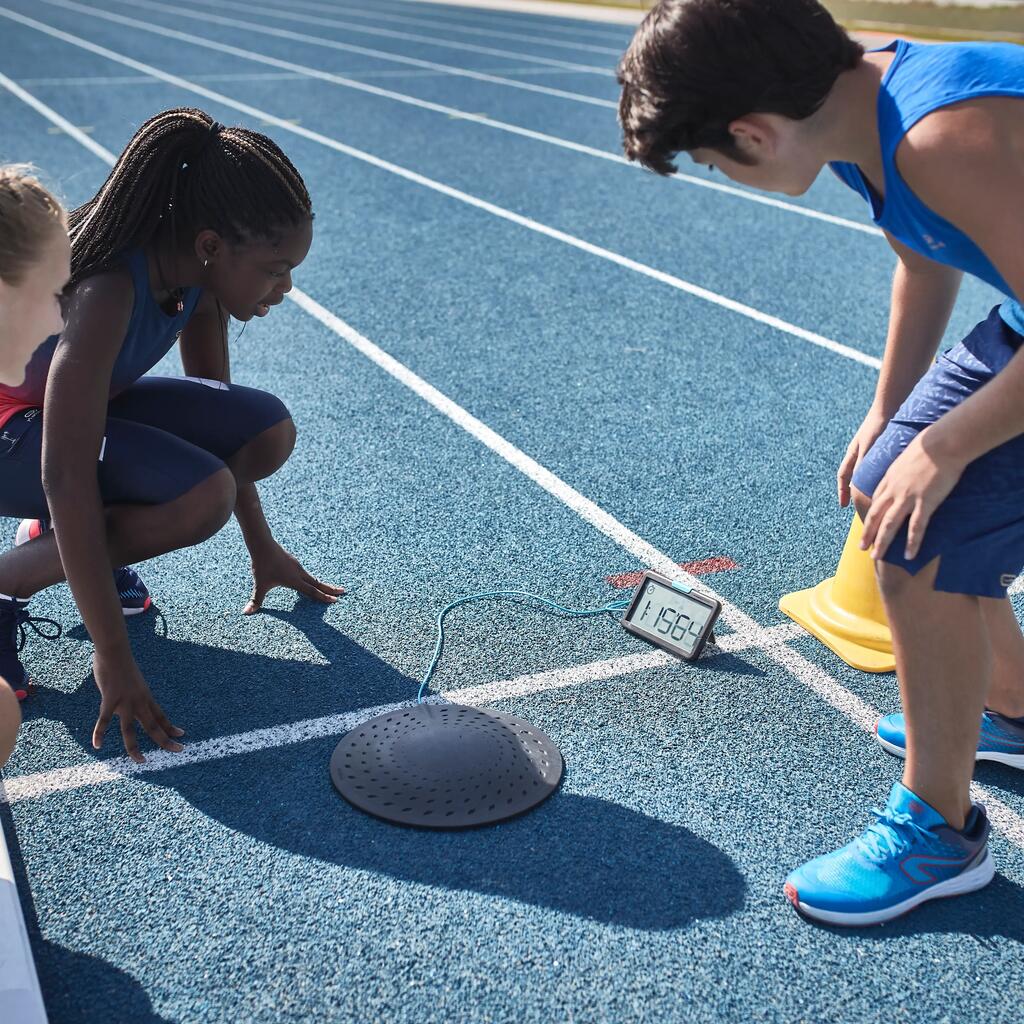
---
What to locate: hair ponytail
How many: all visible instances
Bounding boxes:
[68,106,312,288]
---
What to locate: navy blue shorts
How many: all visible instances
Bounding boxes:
[0,376,290,520]
[852,306,1024,598]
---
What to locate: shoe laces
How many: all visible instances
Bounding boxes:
[856,807,935,863]
[11,607,62,652]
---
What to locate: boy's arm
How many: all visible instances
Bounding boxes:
[837,235,961,505]
[873,235,962,419]
[860,104,1024,558]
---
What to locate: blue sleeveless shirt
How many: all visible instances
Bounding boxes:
[0,248,203,421]
[829,40,1024,333]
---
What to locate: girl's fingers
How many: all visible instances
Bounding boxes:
[302,571,345,595]
[120,716,144,764]
[300,582,335,604]
[93,703,112,750]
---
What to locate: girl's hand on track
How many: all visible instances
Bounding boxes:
[244,539,345,615]
[92,649,184,764]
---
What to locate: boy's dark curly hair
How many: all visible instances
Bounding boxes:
[618,0,864,174]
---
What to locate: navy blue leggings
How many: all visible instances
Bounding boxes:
[0,376,290,520]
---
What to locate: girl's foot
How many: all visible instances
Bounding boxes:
[15,519,152,616]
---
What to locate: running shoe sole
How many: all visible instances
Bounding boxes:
[784,848,995,926]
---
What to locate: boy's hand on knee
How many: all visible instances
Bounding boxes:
[91,649,185,764]
[860,430,966,560]
[838,406,890,507]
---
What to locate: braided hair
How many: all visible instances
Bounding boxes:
[68,107,312,288]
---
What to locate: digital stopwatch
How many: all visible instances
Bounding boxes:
[621,570,722,661]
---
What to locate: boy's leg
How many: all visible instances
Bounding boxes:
[982,597,1024,717]
[877,556,989,828]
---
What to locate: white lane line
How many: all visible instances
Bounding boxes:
[0,811,47,1024]
[278,0,625,55]
[0,69,115,164]
[61,0,881,239]
[46,0,614,109]
[162,0,617,75]
[0,625,801,805]
[13,67,598,86]
[384,0,641,32]
[0,7,883,371]
[6,75,1024,850]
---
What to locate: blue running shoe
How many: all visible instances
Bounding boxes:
[0,595,62,701]
[15,518,152,616]
[784,782,994,925]
[877,711,1024,770]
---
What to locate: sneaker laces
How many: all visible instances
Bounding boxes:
[856,807,936,863]
[11,607,62,652]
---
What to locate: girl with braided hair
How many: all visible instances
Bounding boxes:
[0,107,342,765]
[0,164,68,768]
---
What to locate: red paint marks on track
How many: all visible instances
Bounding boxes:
[606,557,739,590]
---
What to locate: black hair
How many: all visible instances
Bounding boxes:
[617,0,864,174]
[68,106,312,287]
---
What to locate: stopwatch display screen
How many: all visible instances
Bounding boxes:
[621,572,722,660]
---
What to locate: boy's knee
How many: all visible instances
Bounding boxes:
[851,486,871,522]
[0,677,22,770]
[875,559,912,600]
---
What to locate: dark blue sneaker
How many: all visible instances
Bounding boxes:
[0,595,62,701]
[784,782,994,925]
[877,711,1024,770]
[16,519,152,616]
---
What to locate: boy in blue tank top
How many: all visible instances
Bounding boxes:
[618,0,1024,925]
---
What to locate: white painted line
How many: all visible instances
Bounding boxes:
[14,67,598,86]
[0,70,115,164]
[61,0,882,239]
[51,0,614,110]
[385,0,644,28]
[6,71,1024,853]
[278,0,625,55]
[0,803,47,1023]
[0,624,800,805]
[117,0,616,76]
[1,6,884,371]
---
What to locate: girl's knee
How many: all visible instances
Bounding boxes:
[185,467,237,542]
[231,416,296,483]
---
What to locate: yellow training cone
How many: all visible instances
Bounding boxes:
[779,515,895,673]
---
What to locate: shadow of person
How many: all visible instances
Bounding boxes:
[149,734,747,931]
[26,601,748,931]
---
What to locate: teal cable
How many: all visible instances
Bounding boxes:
[418,590,632,703]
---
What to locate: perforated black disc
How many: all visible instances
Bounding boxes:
[330,703,563,828]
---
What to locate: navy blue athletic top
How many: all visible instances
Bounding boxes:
[829,40,1024,333]
[0,247,203,426]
